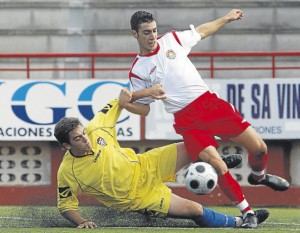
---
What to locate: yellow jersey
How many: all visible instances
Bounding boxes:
[57,99,177,216]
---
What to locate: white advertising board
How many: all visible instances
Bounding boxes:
[0,80,140,141]
[146,78,300,140]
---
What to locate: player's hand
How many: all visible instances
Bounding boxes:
[119,88,132,107]
[149,84,166,100]
[77,220,97,228]
[226,9,244,22]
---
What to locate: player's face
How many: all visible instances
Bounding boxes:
[133,21,158,55]
[65,125,92,156]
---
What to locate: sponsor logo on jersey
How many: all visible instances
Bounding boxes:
[58,186,72,198]
[149,66,157,75]
[100,103,112,114]
[159,197,165,209]
[166,49,176,59]
[97,137,107,146]
[93,150,101,162]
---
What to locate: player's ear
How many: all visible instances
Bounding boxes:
[62,142,71,150]
[131,30,138,39]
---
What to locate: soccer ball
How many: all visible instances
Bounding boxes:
[184,162,218,195]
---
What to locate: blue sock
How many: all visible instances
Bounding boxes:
[195,207,235,228]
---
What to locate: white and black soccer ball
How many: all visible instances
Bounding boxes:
[184,162,218,195]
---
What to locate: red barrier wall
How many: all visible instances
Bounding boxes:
[0,142,299,207]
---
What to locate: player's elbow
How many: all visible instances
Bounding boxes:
[135,103,150,116]
[139,108,150,116]
[142,105,150,116]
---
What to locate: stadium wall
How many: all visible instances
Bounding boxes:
[0,140,299,207]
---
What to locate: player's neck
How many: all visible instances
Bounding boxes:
[139,43,160,56]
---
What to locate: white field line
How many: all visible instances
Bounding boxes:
[265,222,300,226]
[0,217,35,221]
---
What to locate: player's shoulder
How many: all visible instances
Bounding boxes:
[57,154,70,175]
[158,30,177,38]
[158,30,182,46]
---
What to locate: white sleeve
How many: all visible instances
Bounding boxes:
[130,78,155,105]
[133,95,155,105]
[176,24,201,52]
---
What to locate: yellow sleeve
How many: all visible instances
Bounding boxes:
[85,99,122,134]
[57,167,80,213]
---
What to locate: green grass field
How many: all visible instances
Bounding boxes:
[0,205,299,233]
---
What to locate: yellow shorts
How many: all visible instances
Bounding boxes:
[132,143,177,218]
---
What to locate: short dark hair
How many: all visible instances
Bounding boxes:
[54,117,82,145]
[130,11,155,32]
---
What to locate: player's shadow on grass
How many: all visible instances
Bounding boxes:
[7,205,197,228]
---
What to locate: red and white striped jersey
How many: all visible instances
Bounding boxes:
[129,25,210,113]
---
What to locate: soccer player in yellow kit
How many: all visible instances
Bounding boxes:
[55,88,268,229]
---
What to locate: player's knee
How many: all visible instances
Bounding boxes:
[198,148,228,175]
[212,160,228,175]
[188,202,203,217]
[251,141,267,157]
[180,201,203,218]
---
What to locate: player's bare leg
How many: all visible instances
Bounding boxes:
[175,142,242,173]
[231,126,289,191]
[175,142,192,173]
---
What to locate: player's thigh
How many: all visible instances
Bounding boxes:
[231,126,267,153]
[198,145,227,175]
[168,193,202,218]
[182,129,218,162]
[175,142,192,173]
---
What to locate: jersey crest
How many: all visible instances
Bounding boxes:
[97,137,107,146]
[166,49,176,59]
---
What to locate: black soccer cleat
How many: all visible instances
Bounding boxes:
[254,209,270,224]
[248,174,290,191]
[237,209,269,228]
[221,154,242,169]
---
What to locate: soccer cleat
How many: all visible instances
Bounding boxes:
[221,154,242,169]
[248,174,290,191]
[254,209,270,224]
[234,216,243,227]
[241,212,258,228]
[237,209,269,228]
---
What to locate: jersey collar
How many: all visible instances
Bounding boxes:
[139,43,160,57]
[69,149,94,158]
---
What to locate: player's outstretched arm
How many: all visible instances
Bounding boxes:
[61,210,97,228]
[118,88,150,116]
[118,85,165,116]
[195,9,244,39]
[131,83,166,101]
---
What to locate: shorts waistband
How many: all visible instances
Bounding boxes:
[174,91,214,118]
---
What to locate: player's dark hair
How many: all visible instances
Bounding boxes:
[54,117,82,145]
[130,11,155,32]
